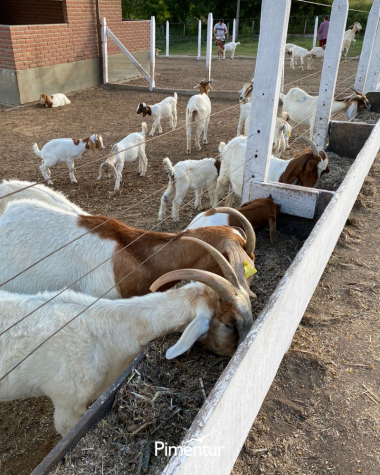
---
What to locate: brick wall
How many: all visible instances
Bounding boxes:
[0,26,15,69]
[1,0,150,71]
[0,0,66,26]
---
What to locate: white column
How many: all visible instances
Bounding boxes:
[313,0,349,149]
[241,0,291,202]
[232,19,236,43]
[166,21,169,58]
[197,20,201,60]
[102,17,108,84]
[150,16,156,91]
[365,23,380,93]
[313,16,318,48]
[354,0,380,92]
[206,13,213,82]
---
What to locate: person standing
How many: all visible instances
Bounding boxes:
[318,15,330,47]
[214,18,228,43]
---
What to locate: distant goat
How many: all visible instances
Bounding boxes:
[98,122,148,190]
[289,46,315,70]
[223,41,241,59]
[342,23,362,59]
[136,93,178,136]
[186,80,212,154]
[40,93,71,108]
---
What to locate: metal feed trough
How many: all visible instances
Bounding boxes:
[31,0,380,474]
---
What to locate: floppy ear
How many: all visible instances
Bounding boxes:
[193,84,201,89]
[136,103,142,114]
[166,313,211,359]
[146,105,152,116]
[279,154,309,184]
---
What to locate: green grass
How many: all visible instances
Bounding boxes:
[156,35,363,58]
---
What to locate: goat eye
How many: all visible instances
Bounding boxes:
[225,323,235,329]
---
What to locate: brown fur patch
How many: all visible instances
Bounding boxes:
[72,139,80,146]
[279,150,329,187]
[232,198,281,229]
[214,159,221,176]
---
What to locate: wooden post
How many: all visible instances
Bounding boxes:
[252,20,254,37]
[150,16,155,91]
[166,21,169,58]
[303,19,307,36]
[354,0,380,92]
[183,23,186,37]
[102,17,108,85]
[206,13,213,82]
[241,0,291,203]
[232,19,236,43]
[365,23,380,93]
[313,16,318,48]
[197,20,201,60]
[313,0,349,149]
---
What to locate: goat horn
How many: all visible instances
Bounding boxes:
[150,269,237,303]
[295,136,319,159]
[206,207,256,254]
[180,236,240,289]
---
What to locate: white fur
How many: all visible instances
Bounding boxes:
[289,46,314,70]
[186,93,211,154]
[33,134,104,185]
[139,93,178,136]
[309,46,325,59]
[342,23,362,59]
[0,180,87,217]
[97,123,148,190]
[158,157,219,221]
[223,41,241,59]
[41,93,71,107]
[188,211,229,229]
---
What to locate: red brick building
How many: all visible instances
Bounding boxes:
[0,0,150,105]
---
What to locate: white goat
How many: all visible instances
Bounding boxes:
[223,41,241,59]
[342,23,362,59]
[0,241,252,436]
[0,180,87,216]
[40,93,71,108]
[309,45,325,60]
[216,136,329,206]
[158,157,219,221]
[186,80,212,154]
[136,93,178,136]
[285,43,298,66]
[97,123,148,191]
[280,87,370,139]
[33,134,104,185]
[290,46,315,70]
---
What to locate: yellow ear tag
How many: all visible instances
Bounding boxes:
[287,131,291,138]
[244,261,257,278]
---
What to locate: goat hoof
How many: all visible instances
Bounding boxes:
[187,150,191,155]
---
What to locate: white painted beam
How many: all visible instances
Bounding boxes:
[365,23,380,93]
[150,16,156,91]
[206,13,213,82]
[241,0,291,203]
[313,0,349,149]
[166,21,169,58]
[102,18,108,85]
[232,19,236,43]
[197,20,201,60]
[313,16,318,48]
[161,118,380,475]
[354,0,380,92]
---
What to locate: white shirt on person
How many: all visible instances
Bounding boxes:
[214,23,227,40]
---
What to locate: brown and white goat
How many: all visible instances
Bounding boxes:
[188,197,281,247]
[40,93,71,108]
[0,201,257,299]
[186,80,212,154]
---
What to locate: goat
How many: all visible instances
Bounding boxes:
[239,77,254,103]
[136,93,178,136]
[188,197,281,247]
[309,45,326,60]
[0,200,256,298]
[0,180,87,216]
[155,48,161,57]
[237,107,292,157]
[97,123,148,191]
[158,157,220,222]
[223,41,241,59]
[186,80,212,154]
[215,38,225,60]
[280,87,370,139]
[0,239,252,436]
[33,134,104,185]
[39,93,71,108]
[342,23,362,59]
[285,43,298,66]
[289,46,315,70]
[216,136,330,206]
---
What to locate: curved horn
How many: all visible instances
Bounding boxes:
[150,269,237,303]
[295,136,319,159]
[180,236,240,289]
[205,207,256,254]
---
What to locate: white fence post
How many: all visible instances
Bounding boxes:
[354,0,380,92]
[166,21,169,58]
[241,0,291,203]
[365,23,380,93]
[313,0,349,149]
[150,16,155,91]
[206,13,213,82]
[102,17,108,84]
[232,19,236,43]
[313,16,318,48]
[197,20,201,60]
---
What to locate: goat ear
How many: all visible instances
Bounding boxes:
[279,154,309,184]
[146,105,152,116]
[166,314,211,359]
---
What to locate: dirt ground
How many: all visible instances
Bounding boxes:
[0,57,378,475]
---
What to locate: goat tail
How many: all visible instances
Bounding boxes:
[141,121,148,136]
[218,142,226,154]
[162,157,175,179]
[186,106,197,125]
[173,92,178,103]
[32,143,41,158]
[279,93,286,103]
